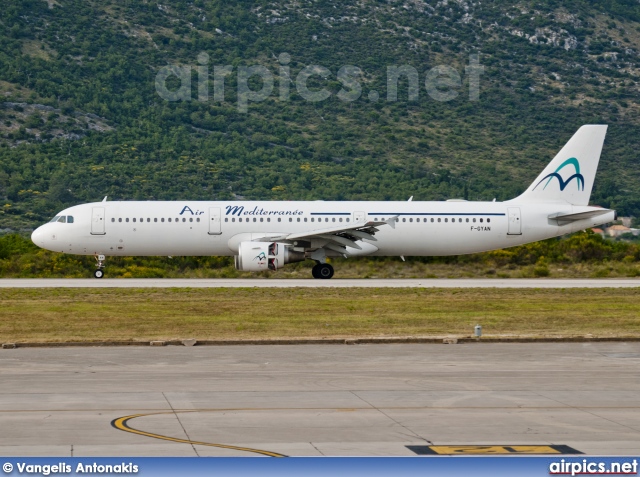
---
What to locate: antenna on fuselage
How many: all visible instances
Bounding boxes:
[102,196,108,202]
[408,196,413,202]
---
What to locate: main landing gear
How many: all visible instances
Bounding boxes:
[311,262,334,279]
[94,254,106,279]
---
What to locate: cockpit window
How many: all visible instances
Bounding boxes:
[48,215,74,224]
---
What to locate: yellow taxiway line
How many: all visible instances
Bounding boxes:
[111,411,286,457]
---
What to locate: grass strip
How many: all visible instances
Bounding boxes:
[1,288,639,342]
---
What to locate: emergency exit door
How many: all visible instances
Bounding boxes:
[353,211,366,224]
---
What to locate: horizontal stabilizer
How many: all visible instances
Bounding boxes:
[549,209,614,225]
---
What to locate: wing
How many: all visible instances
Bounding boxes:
[253,217,398,256]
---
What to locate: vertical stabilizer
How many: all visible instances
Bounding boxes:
[514,125,607,205]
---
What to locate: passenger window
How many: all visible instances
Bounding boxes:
[466,218,469,223]
[232,218,235,222]
[253,218,257,222]
[126,218,129,223]
[161,218,165,222]
[480,218,483,223]
[197,218,200,222]
[297,218,300,222]
[133,218,136,222]
[111,218,115,223]
[224,218,228,222]
[140,218,143,222]
[278,218,281,222]
[182,218,186,222]
[175,218,179,223]
[444,218,448,223]
[267,218,270,222]
[473,218,476,223]
[346,218,350,222]
[325,218,328,222]
[332,218,336,222]
[459,218,462,223]
[260,218,263,222]
[119,218,122,223]
[311,218,315,222]
[304,218,308,222]
[431,218,434,223]
[168,218,172,222]
[402,218,406,222]
[154,218,157,222]
[409,218,413,223]
[289,218,292,222]
[487,218,491,223]
[438,218,441,223]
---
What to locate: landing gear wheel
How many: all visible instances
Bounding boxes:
[311,264,321,279]
[94,254,106,279]
[317,263,334,280]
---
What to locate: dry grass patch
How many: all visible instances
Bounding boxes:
[1,288,639,342]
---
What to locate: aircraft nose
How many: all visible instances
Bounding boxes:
[31,226,45,247]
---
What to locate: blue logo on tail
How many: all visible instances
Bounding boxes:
[533,157,584,191]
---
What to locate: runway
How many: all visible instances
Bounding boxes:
[1,278,640,288]
[0,343,639,456]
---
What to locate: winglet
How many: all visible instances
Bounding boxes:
[385,216,399,229]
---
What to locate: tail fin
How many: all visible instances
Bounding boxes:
[514,125,607,205]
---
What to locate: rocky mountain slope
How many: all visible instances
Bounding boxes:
[1,0,639,229]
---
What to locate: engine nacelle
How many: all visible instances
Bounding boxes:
[235,241,305,271]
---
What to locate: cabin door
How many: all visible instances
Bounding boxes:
[91,207,106,235]
[507,207,522,235]
[209,207,222,235]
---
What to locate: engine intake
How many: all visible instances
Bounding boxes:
[235,241,305,271]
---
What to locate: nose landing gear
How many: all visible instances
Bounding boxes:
[94,254,106,279]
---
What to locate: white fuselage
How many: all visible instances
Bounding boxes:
[31,200,614,258]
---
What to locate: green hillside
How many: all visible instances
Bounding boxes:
[1,0,640,231]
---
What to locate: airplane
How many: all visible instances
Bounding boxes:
[31,125,615,279]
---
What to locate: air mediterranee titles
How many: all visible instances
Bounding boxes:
[178,205,304,217]
[223,205,304,217]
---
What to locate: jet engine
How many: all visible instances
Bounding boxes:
[235,241,305,271]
